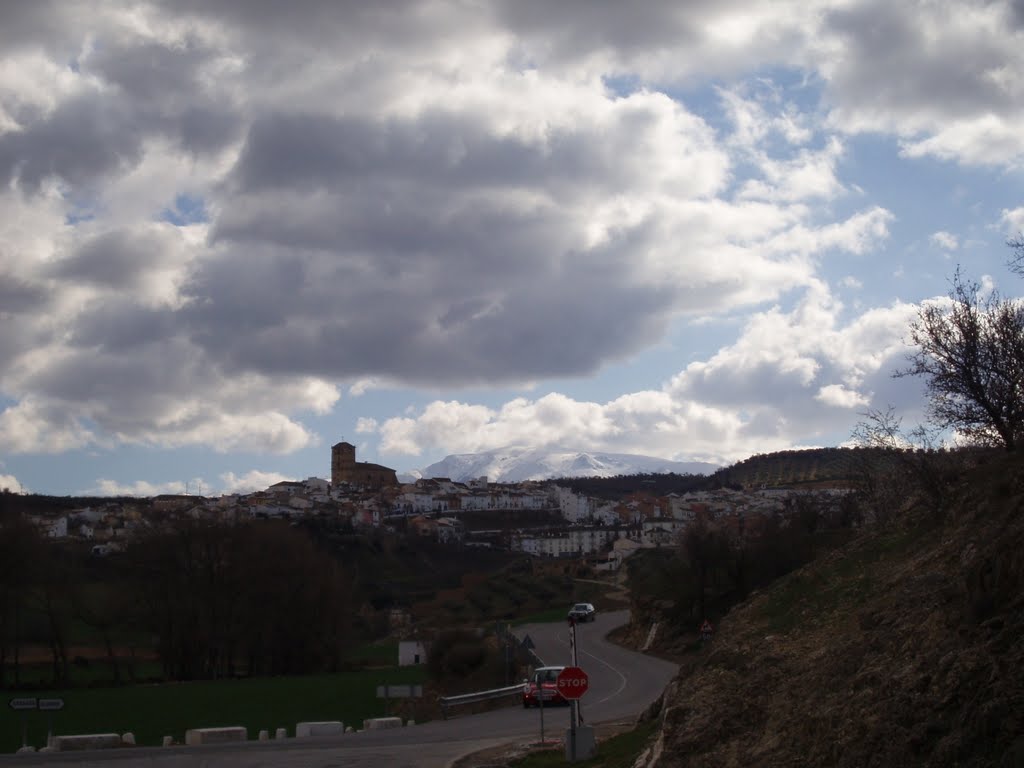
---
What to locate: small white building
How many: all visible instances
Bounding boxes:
[398,640,429,666]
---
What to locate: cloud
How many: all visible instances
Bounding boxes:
[372,283,925,465]
[1001,207,1024,234]
[86,469,297,497]
[217,470,293,495]
[86,478,197,497]
[930,231,960,251]
[0,474,26,494]
[0,0,1018,467]
[816,0,1024,166]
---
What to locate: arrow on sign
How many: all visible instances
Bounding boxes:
[9,698,37,711]
[39,699,65,711]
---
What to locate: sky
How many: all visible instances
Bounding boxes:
[1,0,1023,497]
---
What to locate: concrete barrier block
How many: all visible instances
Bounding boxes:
[16,746,36,754]
[162,736,174,747]
[296,721,344,738]
[362,717,403,730]
[184,727,247,746]
[275,728,287,740]
[258,730,269,741]
[52,734,123,752]
[121,732,135,746]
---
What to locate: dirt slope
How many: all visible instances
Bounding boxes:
[643,454,1024,768]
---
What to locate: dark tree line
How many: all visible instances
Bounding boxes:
[128,520,354,680]
[0,516,355,686]
[0,512,47,686]
[629,492,861,630]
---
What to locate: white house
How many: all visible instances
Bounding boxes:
[30,515,67,539]
[398,640,429,666]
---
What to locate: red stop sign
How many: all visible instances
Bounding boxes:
[556,666,589,700]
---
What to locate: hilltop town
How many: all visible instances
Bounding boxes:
[10,441,855,568]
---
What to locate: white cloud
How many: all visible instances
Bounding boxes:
[816,384,869,408]
[87,478,196,497]
[0,0,1020,485]
[355,417,378,433]
[373,283,922,466]
[0,399,94,454]
[1000,207,1024,234]
[816,0,1024,167]
[0,474,26,493]
[217,470,292,495]
[85,469,293,497]
[930,231,959,251]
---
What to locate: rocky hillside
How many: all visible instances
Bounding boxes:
[638,452,1024,767]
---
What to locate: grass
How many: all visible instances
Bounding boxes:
[2,658,165,687]
[508,719,659,767]
[757,524,930,634]
[0,665,427,753]
[348,639,399,667]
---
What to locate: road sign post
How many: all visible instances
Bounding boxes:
[38,699,64,746]
[9,698,37,749]
[557,666,589,761]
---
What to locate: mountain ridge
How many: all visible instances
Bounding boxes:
[412,445,719,483]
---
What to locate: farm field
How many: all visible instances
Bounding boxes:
[1,664,427,753]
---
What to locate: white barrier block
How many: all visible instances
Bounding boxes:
[52,734,123,751]
[258,730,269,741]
[275,728,287,740]
[121,732,135,745]
[184,727,247,746]
[362,717,403,730]
[296,721,344,738]
[162,736,174,747]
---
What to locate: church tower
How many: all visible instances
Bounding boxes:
[331,441,356,487]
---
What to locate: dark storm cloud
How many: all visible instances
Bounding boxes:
[0,274,47,315]
[152,0,454,50]
[179,219,676,386]
[823,0,1020,119]
[155,97,711,386]
[0,1,80,51]
[226,111,617,198]
[492,0,708,54]
[66,300,178,352]
[0,95,143,193]
[49,229,179,290]
[0,277,51,374]
[0,34,238,196]
[85,38,242,154]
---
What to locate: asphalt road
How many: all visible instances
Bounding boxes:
[2,610,678,767]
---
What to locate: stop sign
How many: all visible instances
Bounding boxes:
[556,666,589,700]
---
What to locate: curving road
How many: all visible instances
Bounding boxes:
[3,611,678,767]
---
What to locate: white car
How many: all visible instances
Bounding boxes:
[567,602,596,623]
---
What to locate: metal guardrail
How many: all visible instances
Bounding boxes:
[438,683,525,719]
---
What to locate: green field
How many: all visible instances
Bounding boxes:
[1,665,427,753]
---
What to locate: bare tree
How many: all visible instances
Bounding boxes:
[897,269,1024,452]
[1008,233,1024,277]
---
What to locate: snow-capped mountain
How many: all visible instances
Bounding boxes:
[414,446,719,483]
